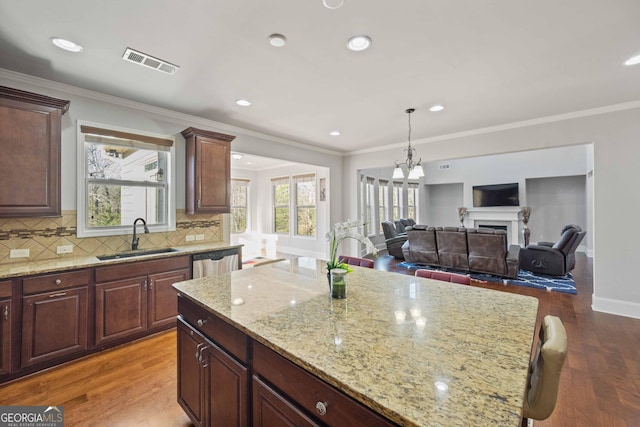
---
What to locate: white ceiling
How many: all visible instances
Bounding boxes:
[1,0,639,153]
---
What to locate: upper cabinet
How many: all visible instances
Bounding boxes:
[0,86,70,217]
[181,127,235,215]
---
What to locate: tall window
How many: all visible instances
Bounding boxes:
[272,177,290,234]
[365,177,375,235]
[294,174,316,237]
[407,182,418,219]
[77,123,175,237]
[392,181,403,220]
[378,179,389,228]
[231,178,249,233]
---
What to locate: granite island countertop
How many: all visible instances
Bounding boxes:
[0,242,241,279]
[173,257,539,427]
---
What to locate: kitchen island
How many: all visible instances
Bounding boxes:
[173,257,539,427]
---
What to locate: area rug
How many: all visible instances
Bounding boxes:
[242,256,285,268]
[397,261,576,294]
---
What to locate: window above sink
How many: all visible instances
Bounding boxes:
[76,121,176,238]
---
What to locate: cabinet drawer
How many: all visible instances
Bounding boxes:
[23,270,90,295]
[95,255,190,283]
[253,342,395,427]
[178,296,248,364]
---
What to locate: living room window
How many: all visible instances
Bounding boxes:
[408,182,418,220]
[231,178,249,233]
[366,177,375,235]
[392,181,403,220]
[77,122,175,237]
[378,179,389,230]
[294,173,316,237]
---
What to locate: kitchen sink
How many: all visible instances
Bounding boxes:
[96,247,179,261]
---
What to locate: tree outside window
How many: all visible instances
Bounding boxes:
[272,177,290,234]
[231,179,249,233]
[81,125,172,235]
[294,174,316,237]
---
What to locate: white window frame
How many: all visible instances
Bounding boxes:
[407,182,419,220]
[76,120,176,238]
[378,179,389,233]
[392,181,403,221]
[231,178,250,234]
[272,176,290,235]
[293,173,317,238]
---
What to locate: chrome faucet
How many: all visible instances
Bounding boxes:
[132,218,149,250]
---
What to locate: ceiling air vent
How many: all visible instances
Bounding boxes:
[439,163,451,170]
[122,47,179,75]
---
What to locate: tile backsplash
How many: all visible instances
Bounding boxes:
[0,210,223,264]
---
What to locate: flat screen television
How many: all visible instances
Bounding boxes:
[473,183,519,207]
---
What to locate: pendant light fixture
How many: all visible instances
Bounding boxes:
[393,108,424,180]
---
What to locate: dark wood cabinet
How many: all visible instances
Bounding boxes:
[0,86,69,217]
[95,277,147,345]
[95,256,190,345]
[177,296,396,427]
[181,127,235,214]
[177,318,248,427]
[253,375,321,427]
[21,271,89,368]
[0,280,12,376]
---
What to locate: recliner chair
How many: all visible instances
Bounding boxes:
[520,225,586,277]
[381,221,407,259]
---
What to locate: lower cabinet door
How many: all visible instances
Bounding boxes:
[148,269,189,329]
[21,287,88,367]
[95,277,147,345]
[205,340,249,427]
[0,295,12,375]
[253,376,321,427]
[177,319,205,427]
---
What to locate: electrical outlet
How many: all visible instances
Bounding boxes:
[57,245,73,254]
[10,248,30,258]
[186,235,195,242]
[195,234,205,241]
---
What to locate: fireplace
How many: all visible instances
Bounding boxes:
[465,208,522,246]
[478,224,508,232]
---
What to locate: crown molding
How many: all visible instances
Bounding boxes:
[0,68,342,157]
[350,99,640,155]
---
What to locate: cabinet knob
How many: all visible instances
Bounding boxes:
[197,318,207,327]
[315,401,328,416]
[54,279,62,285]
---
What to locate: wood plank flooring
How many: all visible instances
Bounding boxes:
[0,253,638,426]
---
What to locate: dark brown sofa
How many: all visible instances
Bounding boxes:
[402,225,521,278]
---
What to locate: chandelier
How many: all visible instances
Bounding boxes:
[393,108,424,180]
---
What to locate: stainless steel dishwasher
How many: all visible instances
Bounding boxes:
[192,248,241,278]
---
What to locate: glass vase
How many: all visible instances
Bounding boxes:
[330,268,347,299]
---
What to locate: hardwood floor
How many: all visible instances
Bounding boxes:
[0,253,638,426]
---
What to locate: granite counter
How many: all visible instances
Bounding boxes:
[173,257,539,427]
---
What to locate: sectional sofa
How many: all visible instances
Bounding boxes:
[401,225,521,278]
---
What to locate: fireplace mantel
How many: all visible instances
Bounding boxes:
[464,207,522,245]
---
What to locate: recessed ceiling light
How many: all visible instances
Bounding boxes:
[624,54,640,66]
[347,35,372,52]
[329,131,341,136]
[268,34,287,47]
[236,99,252,107]
[50,37,83,53]
[323,0,344,9]
[231,153,244,160]
[429,105,445,112]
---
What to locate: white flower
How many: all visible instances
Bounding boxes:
[327,220,378,270]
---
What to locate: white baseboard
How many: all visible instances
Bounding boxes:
[592,296,640,319]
